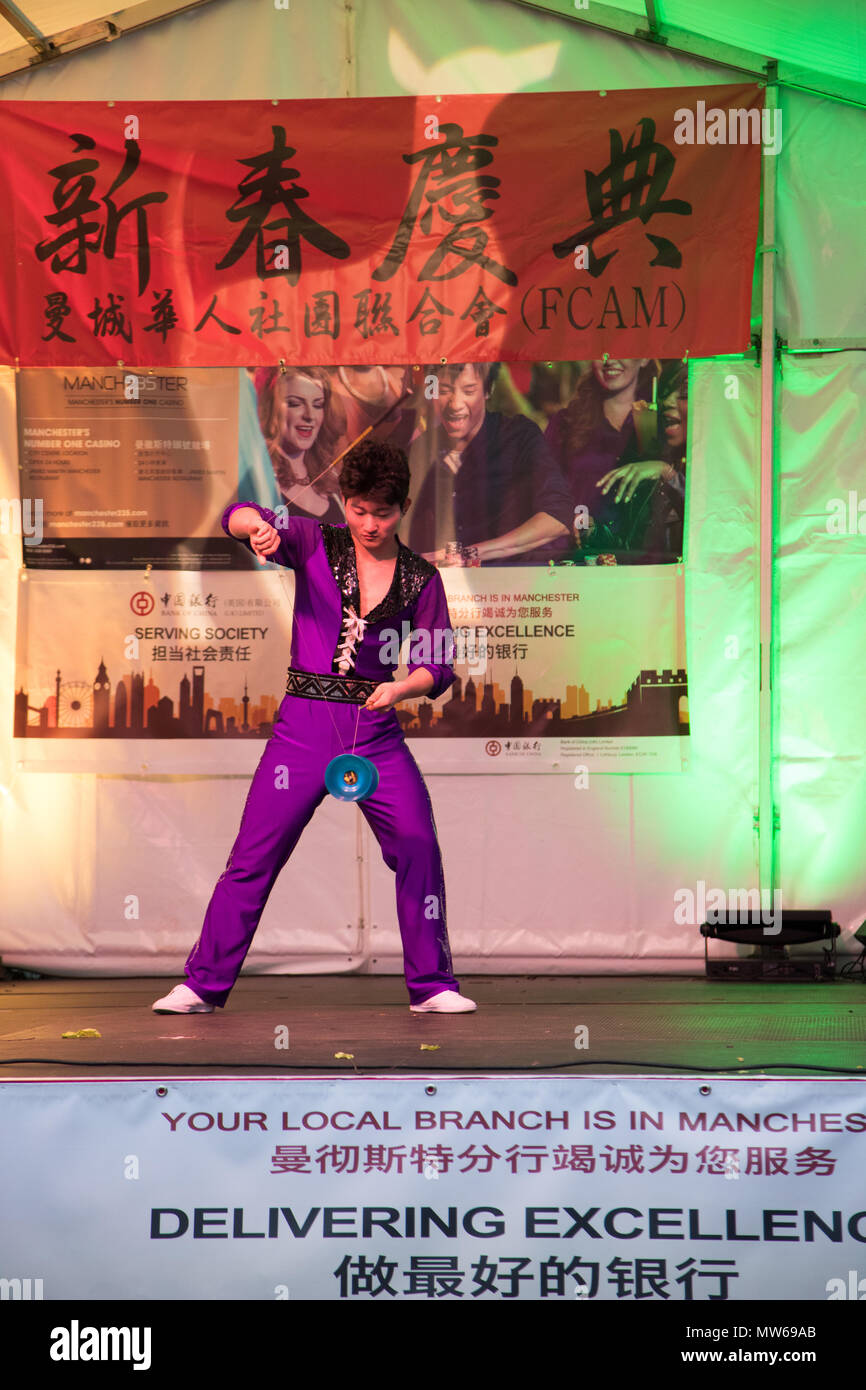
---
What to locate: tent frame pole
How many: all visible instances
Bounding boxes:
[757,83,779,926]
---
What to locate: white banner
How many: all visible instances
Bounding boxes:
[2,1076,865,1301]
[14,564,687,775]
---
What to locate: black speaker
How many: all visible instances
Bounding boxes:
[700,909,840,979]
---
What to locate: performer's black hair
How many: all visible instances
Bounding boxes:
[339,436,410,508]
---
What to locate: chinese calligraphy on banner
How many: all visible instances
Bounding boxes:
[0,87,762,366]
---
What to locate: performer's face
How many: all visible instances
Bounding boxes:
[433,365,487,446]
[278,374,325,453]
[344,494,409,552]
[591,358,647,396]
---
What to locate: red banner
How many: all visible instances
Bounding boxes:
[0,87,762,367]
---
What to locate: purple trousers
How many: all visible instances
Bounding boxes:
[184,693,460,1007]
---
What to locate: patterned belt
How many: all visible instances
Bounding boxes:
[285,666,382,705]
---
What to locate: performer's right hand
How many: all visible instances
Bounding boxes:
[249,521,281,562]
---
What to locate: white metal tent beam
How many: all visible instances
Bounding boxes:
[507,0,866,109]
[4,1,864,108]
[0,1,48,56]
[0,0,220,79]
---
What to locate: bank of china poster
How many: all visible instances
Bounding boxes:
[14,360,688,774]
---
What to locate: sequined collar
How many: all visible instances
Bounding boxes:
[319,523,437,623]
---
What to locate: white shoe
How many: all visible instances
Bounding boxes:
[410,990,477,1014]
[152,983,214,1014]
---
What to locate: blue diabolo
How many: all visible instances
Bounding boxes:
[324,753,380,802]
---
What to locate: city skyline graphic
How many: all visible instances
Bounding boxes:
[15,658,689,739]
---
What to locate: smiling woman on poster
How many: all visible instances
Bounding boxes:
[544,358,670,562]
[236,366,348,525]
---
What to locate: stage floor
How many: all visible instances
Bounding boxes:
[0,974,863,1077]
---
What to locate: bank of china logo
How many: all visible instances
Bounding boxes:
[485,740,502,757]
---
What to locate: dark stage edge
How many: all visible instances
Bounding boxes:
[1,975,864,1077]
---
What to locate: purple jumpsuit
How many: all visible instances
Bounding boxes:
[183,501,461,1007]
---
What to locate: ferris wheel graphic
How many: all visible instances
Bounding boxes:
[55,682,94,728]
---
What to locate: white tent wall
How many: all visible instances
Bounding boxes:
[777,354,866,912]
[775,91,866,344]
[0,0,862,978]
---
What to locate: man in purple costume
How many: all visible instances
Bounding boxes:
[153,439,476,1016]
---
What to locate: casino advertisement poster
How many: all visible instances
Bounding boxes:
[13,359,688,775]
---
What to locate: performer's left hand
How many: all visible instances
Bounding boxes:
[364,683,402,710]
